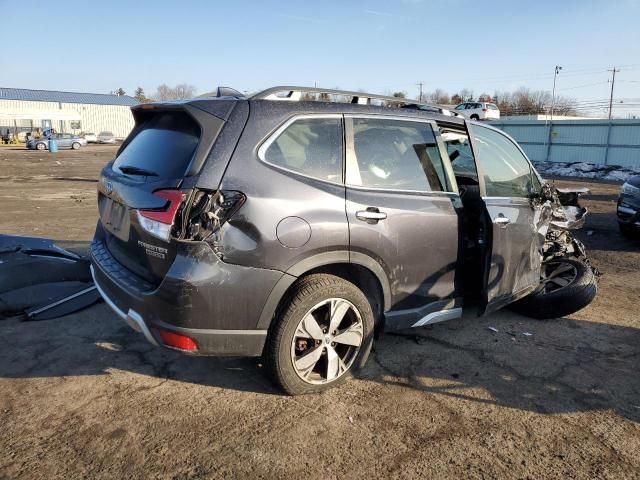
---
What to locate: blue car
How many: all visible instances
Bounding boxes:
[26,133,87,150]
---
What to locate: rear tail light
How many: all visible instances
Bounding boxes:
[136,189,183,242]
[184,190,246,242]
[482,108,487,112]
[158,329,198,351]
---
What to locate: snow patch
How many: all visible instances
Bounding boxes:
[534,161,640,182]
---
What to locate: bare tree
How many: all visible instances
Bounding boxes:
[153,83,197,101]
[428,88,450,104]
[458,89,474,102]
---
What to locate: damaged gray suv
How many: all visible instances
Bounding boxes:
[91,86,598,395]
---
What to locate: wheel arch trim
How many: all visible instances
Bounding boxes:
[256,251,391,329]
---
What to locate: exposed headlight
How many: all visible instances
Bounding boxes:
[621,182,640,195]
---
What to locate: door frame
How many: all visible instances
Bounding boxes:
[465,121,546,314]
[343,113,465,329]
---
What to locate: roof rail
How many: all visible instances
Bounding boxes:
[251,85,453,113]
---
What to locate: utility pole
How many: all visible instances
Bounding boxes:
[417,82,424,102]
[607,67,620,119]
[550,65,562,121]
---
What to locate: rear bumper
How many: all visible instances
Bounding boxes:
[90,233,283,356]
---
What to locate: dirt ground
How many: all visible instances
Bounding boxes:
[0,145,639,479]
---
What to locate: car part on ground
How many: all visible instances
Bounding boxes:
[0,235,100,320]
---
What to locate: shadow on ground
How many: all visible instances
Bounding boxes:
[1,304,638,422]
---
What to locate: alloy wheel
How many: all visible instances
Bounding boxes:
[540,261,578,294]
[290,298,364,384]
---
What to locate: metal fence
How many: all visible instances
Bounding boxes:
[490,119,640,169]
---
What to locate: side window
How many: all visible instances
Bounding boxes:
[470,125,534,198]
[262,117,343,182]
[454,104,465,111]
[441,131,478,181]
[347,118,451,192]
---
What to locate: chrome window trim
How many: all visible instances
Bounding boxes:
[256,114,344,185]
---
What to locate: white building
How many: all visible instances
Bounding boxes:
[0,87,138,139]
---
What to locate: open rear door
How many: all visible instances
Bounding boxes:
[467,124,548,315]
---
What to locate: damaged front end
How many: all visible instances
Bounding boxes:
[541,184,599,272]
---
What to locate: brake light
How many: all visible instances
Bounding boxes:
[136,189,183,242]
[482,108,487,112]
[158,329,198,351]
[184,190,246,242]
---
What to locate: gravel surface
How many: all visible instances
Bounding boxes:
[1,146,639,479]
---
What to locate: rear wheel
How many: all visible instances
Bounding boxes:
[71,142,80,150]
[510,258,597,319]
[266,274,374,395]
[470,114,480,120]
[36,142,46,150]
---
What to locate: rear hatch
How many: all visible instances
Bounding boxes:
[97,104,228,285]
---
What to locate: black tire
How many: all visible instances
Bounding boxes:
[71,142,80,150]
[470,114,480,120]
[265,274,374,395]
[510,258,597,320]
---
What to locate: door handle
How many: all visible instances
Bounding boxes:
[356,208,387,223]
[494,215,510,227]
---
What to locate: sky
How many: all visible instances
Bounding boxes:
[1,0,640,117]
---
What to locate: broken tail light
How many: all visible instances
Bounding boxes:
[136,189,184,242]
[184,190,246,242]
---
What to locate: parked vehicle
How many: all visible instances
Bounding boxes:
[454,102,500,120]
[91,86,597,395]
[617,175,640,235]
[80,132,98,143]
[26,133,86,150]
[97,131,116,144]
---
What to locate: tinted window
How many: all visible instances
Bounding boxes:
[470,125,533,197]
[263,117,343,182]
[348,118,451,192]
[113,112,200,179]
[454,104,465,111]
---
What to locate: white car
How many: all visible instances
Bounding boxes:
[454,102,500,121]
[97,131,116,144]
[80,132,97,143]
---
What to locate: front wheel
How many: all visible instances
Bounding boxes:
[266,274,374,395]
[510,258,597,319]
[36,142,46,150]
[71,142,80,150]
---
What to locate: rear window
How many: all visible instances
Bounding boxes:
[487,104,499,110]
[113,112,200,179]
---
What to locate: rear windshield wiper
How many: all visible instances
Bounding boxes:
[117,165,159,176]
